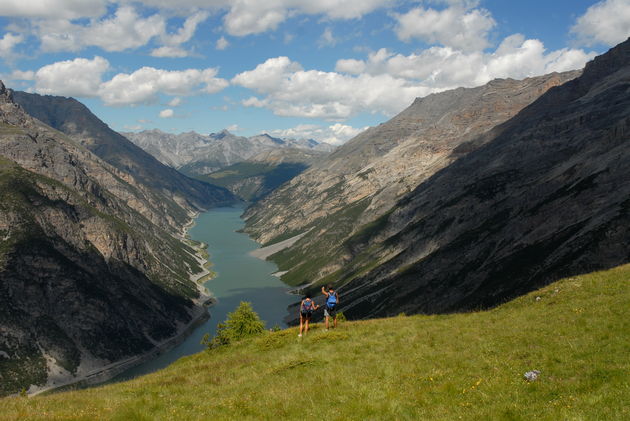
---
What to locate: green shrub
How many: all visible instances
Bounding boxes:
[336,311,347,322]
[203,302,265,349]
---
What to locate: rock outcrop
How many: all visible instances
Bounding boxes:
[0,83,215,396]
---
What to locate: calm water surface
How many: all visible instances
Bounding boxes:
[115,206,295,380]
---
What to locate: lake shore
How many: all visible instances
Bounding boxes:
[249,230,310,260]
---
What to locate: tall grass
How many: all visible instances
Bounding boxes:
[3,264,629,420]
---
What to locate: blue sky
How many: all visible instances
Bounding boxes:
[0,0,628,144]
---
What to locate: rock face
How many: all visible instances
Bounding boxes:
[12,92,234,228]
[308,39,630,320]
[122,129,334,176]
[0,84,216,396]
[243,70,581,286]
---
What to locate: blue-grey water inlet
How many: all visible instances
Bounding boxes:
[115,206,296,380]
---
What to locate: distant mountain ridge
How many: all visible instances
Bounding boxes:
[122,128,335,176]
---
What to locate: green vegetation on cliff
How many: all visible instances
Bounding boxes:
[199,162,308,202]
[3,264,629,420]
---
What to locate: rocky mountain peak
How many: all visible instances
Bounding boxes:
[0,81,27,127]
[580,37,630,86]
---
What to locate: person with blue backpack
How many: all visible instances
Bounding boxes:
[298,293,318,337]
[322,284,339,330]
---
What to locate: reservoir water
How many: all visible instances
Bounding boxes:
[115,206,296,380]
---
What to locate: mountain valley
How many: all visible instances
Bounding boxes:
[0,84,234,396]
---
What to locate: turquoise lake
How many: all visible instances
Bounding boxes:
[115,206,296,380]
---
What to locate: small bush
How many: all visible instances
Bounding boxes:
[203,302,265,349]
[336,311,347,322]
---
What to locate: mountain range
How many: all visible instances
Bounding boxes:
[122,129,334,177]
[3,37,629,397]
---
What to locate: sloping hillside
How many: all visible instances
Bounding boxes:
[0,83,213,396]
[243,70,581,289]
[244,70,580,247]
[2,264,629,420]
[330,38,630,320]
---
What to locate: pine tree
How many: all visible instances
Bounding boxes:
[202,301,265,349]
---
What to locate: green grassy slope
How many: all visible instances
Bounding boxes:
[3,264,629,420]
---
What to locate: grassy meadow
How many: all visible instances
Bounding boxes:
[2,264,629,420]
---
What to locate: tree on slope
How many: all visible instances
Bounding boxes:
[202,301,265,349]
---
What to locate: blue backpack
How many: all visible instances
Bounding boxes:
[302,299,313,313]
[326,292,337,309]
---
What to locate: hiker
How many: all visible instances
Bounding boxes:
[298,293,318,337]
[321,284,339,330]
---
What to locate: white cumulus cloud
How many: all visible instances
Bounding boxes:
[38,6,165,52]
[335,58,366,74]
[99,67,229,106]
[150,46,189,58]
[167,97,182,107]
[395,3,496,51]
[216,36,229,50]
[33,56,110,97]
[235,33,595,121]
[159,108,174,118]
[32,5,207,56]
[571,0,630,47]
[222,0,393,36]
[0,33,24,57]
[318,28,337,48]
[340,35,595,90]
[14,56,229,105]
[0,0,106,19]
[233,56,432,119]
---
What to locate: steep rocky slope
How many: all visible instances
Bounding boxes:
[0,83,213,396]
[12,92,234,228]
[312,39,630,320]
[123,129,334,176]
[244,70,581,286]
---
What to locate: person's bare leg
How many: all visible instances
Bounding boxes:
[325,315,329,330]
[305,318,310,334]
[333,316,338,328]
[299,316,304,336]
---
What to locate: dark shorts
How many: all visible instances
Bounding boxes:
[301,311,313,319]
[324,306,337,317]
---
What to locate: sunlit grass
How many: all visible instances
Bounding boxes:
[3,264,629,420]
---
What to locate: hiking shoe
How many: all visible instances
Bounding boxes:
[298,334,302,337]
